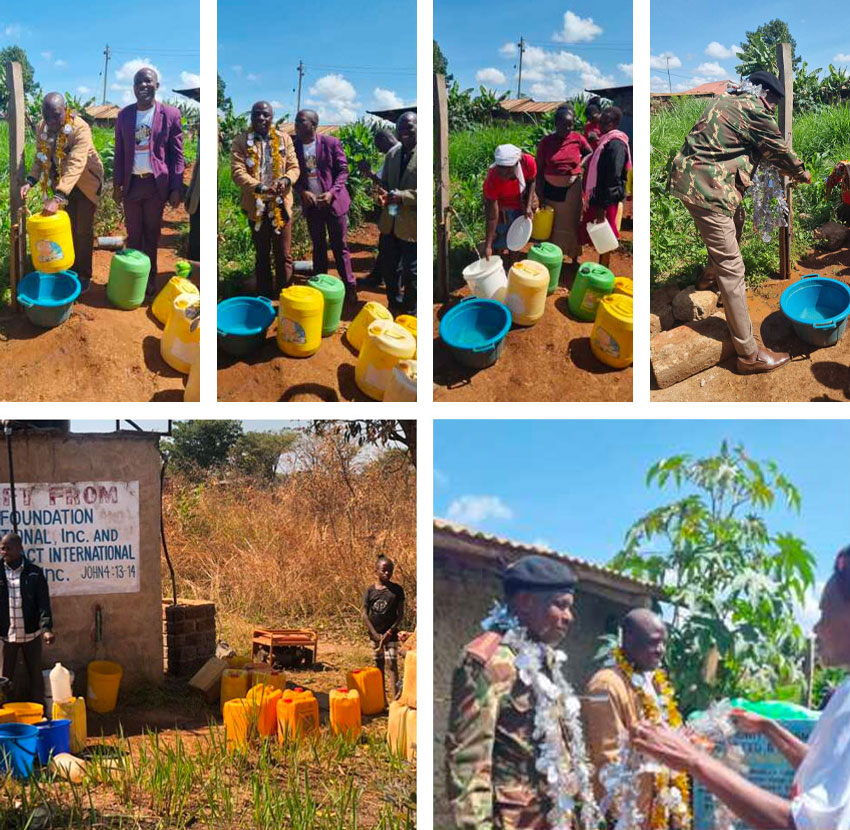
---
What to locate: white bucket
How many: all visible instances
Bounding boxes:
[43,668,75,719]
[586,219,619,254]
[462,256,507,301]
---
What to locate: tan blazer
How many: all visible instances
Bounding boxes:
[378,143,416,242]
[28,114,104,204]
[231,128,300,222]
[583,666,656,823]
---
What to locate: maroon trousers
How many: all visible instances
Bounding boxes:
[250,213,293,300]
[303,206,354,285]
[123,175,165,288]
[66,188,96,283]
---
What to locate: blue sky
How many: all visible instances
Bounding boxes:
[651,0,850,93]
[218,0,416,123]
[1,3,199,107]
[434,1,633,99]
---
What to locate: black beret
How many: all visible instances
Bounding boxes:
[748,71,785,98]
[503,555,577,593]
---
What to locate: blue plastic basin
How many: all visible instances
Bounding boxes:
[217,296,276,356]
[780,275,850,348]
[439,298,512,369]
[17,270,81,328]
[0,723,38,779]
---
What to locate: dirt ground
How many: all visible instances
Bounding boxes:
[0,182,195,402]
[433,202,633,402]
[217,223,401,402]
[652,245,850,402]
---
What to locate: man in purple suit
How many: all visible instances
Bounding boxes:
[293,109,356,302]
[113,67,185,297]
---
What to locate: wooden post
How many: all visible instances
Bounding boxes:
[777,43,794,280]
[434,73,450,303]
[6,61,26,311]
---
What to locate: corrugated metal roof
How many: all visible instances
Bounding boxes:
[277,123,341,136]
[500,98,562,114]
[434,518,659,594]
[652,81,731,98]
[86,104,120,120]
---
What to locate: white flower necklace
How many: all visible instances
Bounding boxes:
[482,602,604,830]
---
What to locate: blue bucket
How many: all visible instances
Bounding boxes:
[217,296,276,357]
[780,274,850,348]
[17,270,81,328]
[35,718,71,765]
[0,722,38,778]
[439,298,512,369]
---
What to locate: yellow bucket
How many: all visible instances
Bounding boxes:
[161,293,200,374]
[152,276,198,325]
[355,320,416,401]
[277,285,323,357]
[53,697,87,754]
[1,702,44,724]
[613,276,633,298]
[347,302,392,353]
[505,260,549,326]
[531,206,554,241]
[86,661,122,714]
[27,210,75,273]
[591,293,633,369]
[383,359,417,402]
[394,314,418,357]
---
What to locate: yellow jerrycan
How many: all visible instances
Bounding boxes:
[27,210,75,273]
[277,285,323,357]
[346,667,385,715]
[355,320,416,401]
[399,650,417,708]
[223,698,253,749]
[52,697,87,754]
[161,293,200,374]
[329,687,362,740]
[346,301,392,353]
[184,352,200,402]
[245,683,282,737]
[220,669,249,714]
[394,314,418,357]
[591,294,633,369]
[382,359,417,402]
[387,700,409,756]
[276,688,320,742]
[504,260,549,326]
[152,276,198,325]
[531,206,555,241]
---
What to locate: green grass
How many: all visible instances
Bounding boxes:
[650,98,850,289]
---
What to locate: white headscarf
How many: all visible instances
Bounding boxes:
[490,144,526,193]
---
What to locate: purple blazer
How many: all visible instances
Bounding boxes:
[293,134,351,217]
[114,101,185,201]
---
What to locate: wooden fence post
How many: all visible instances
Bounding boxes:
[434,73,450,302]
[777,43,793,280]
[6,60,26,311]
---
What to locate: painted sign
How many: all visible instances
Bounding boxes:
[0,481,141,596]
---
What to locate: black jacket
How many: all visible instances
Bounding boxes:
[589,137,628,208]
[0,558,53,637]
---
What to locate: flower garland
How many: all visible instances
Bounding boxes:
[481,602,604,830]
[36,109,74,198]
[246,129,286,234]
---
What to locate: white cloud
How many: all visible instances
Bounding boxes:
[619,63,634,78]
[55,59,67,69]
[180,71,201,87]
[112,59,163,105]
[305,73,359,124]
[582,68,616,89]
[499,41,517,58]
[530,77,570,99]
[246,73,260,83]
[231,65,243,76]
[835,53,850,63]
[76,86,92,95]
[705,42,742,60]
[41,51,53,61]
[3,23,22,39]
[373,87,404,108]
[476,67,507,86]
[552,10,603,43]
[651,74,711,94]
[532,538,554,550]
[650,52,682,70]
[696,61,727,78]
[270,100,286,111]
[434,469,449,488]
[447,495,513,525]
[795,581,825,635]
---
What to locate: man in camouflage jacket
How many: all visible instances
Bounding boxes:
[446,555,582,830]
[669,71,811,374]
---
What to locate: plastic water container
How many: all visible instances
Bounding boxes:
[2,703,44,724]
[586,218,619,254]
[387,701,416,761]
[461,257,508,302]
[569,262,615,321]
[0,723,38,778]
[162,293,200,374]
[52,697,86,753]
[50,663,74,706]
[591,294,633,369]
[355,320,416,401]
[17,270,81,328]
[0,710,15,725]
[245,663,272,689]
[504,260,549,326]
[152,276,198,325]
[27,210,75,273]
[44,665,75,716]
[217,296,275,356]
[347,302,392,353]
[245,683,282,737]
[527,241,564,295]
[106,248,151,309]
[329,688,362,740]
[51,753,86,782]
[346,667,384,715]
[383,360,417,402]
[223,698,252,749]
[266,670,287,693]
[399,650,417,708]
[277,285,324,357]
[613,276,633,298]
[86,660,122,714]
[531,206,555,241]
[276,688,319,742]
[394,314,418,357]
[184,353,200,402]
[307,274,346,337]
[220,669,249,714]
[35,718,71,764]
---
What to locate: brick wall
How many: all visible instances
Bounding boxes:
[162,600,217,676]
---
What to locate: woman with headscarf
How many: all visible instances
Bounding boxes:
[633,545,850,830]
[535,103,593,264]
[483,143,537,262]
[581,106,631,267]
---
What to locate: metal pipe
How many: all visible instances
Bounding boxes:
[160,452,178,606]
[3,421,18,534]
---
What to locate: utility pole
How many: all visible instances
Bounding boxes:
[666,55,672,94]
[102,44,111,105]
[296,61,305,112]
[517,37,526,98]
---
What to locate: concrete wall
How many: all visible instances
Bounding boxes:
[0,432,163,688]
[433,547,644,830]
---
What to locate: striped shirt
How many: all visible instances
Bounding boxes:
[3,561,40,644]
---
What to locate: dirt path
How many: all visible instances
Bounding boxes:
[434,202,633,402]
[652,245,850,402]
[0,176,194,402]
[217,223,398,402]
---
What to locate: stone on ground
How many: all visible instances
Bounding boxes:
[673,286,719,322]
[651,313,735,389]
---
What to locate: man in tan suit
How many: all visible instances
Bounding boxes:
[22,92,104,292]
[231,100,300,299]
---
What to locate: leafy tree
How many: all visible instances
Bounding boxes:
[0,46,40,110]
[164,420,243,479]
[610,441,816,714]
[736,19,800,75]
[217,73,231,114]
[434,41,449,77]
[311,421,416,466]
[230,430,298,484]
